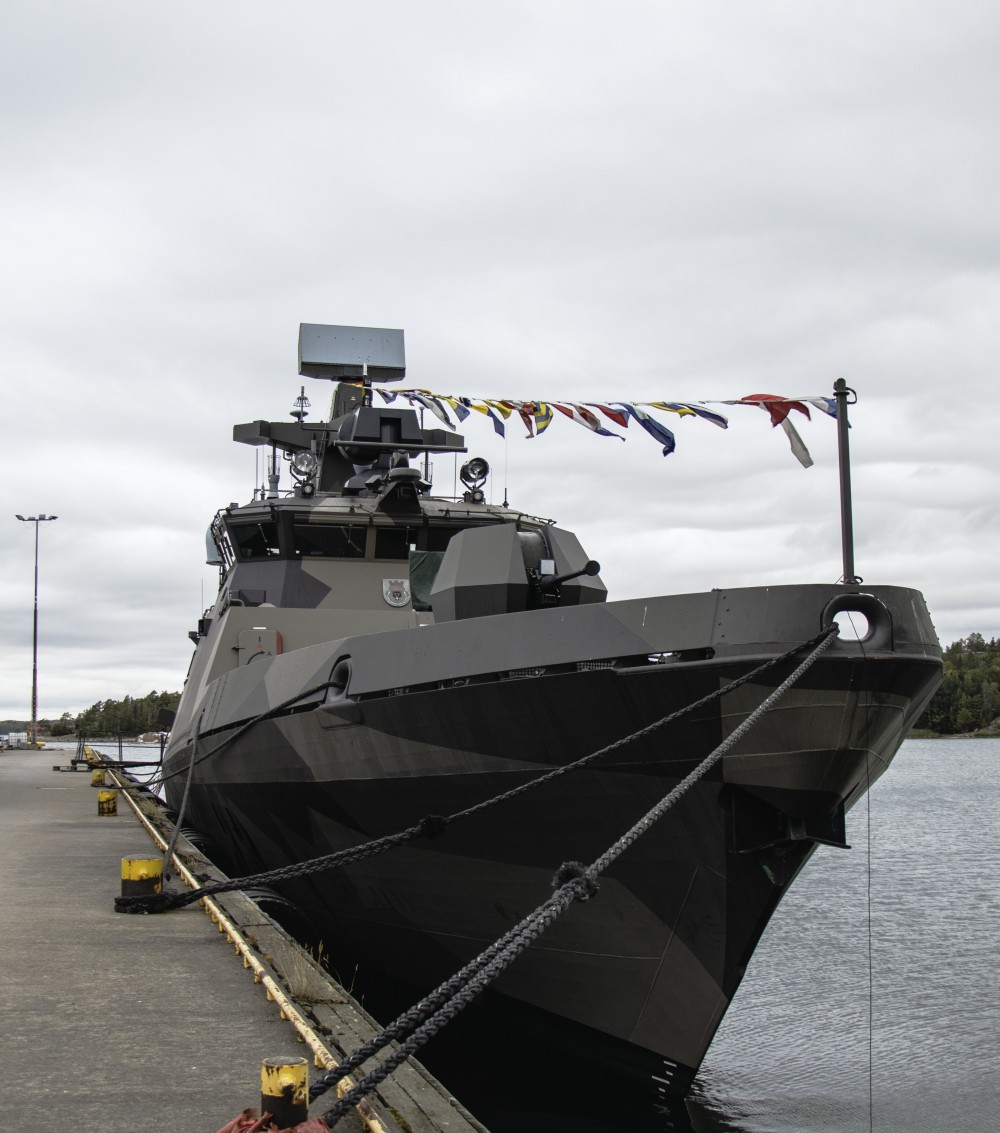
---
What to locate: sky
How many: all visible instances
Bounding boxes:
[2,0,998,720]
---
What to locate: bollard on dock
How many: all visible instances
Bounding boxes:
[121,855,163,897]
[91,767,106,787]
[261,1056,309,1129]
[97,789,118,816]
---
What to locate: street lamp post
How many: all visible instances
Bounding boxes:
[15,513,58,748]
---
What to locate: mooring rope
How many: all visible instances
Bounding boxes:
[115,626,837,915]
[311,627,839,1127]
[158,712,202,883]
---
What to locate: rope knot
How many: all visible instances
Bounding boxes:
[416,813,448,839]
[552,861,600,901]
[114,891,189,915]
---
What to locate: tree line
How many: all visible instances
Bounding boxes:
[914,633,1000,735]
[71,690,181,738]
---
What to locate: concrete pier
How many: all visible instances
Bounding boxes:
[0,748,486,1133]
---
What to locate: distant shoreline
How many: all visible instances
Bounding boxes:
[908,728,1000,740]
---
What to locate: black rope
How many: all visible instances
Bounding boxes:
[159,712,202,883]
[115,813,451,913]
[317,870,596,1126]
[115,627,837,915]
[312,628,839,1127]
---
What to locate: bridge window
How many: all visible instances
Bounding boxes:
[374,525,466,559]
[232,522,281,559]
[293,523,366,558]
[374,527,417,559]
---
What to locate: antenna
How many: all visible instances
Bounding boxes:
[267,444,280,498]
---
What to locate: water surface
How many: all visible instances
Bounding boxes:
[689,738,1000,1132]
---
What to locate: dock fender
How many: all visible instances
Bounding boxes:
[317,655,362,727]
[821,592,893,651]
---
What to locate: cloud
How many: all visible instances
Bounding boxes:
[2,0,999,717]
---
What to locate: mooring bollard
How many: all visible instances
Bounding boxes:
[91,767,106,787]
[121,855,163,897]
[261,1056,309,1129]
[97,789,118,816]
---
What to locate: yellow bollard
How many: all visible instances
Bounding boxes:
[97,790,117,816]
[261,1056,309,1129]
[91,767,106,787]
[121,855,163,897]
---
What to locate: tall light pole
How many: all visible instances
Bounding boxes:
[15,513,58,748]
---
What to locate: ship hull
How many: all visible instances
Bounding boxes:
[164,583,942,1100]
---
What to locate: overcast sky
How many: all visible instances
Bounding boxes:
[2,1,998,719]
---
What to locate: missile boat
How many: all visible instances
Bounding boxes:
[163,324,943,1108]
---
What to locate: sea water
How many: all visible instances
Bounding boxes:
[687,737,1000,1133]
[89,738,1000,1132]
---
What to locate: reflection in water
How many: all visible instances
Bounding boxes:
[684,1086,754,1132]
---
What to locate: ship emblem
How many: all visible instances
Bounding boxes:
[382,578,410,608]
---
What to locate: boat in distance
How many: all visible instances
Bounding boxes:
[163,324,944,1107]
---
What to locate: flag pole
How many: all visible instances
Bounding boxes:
[833,379,861,585]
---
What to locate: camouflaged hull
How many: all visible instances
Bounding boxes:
[164,580,943,1100]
